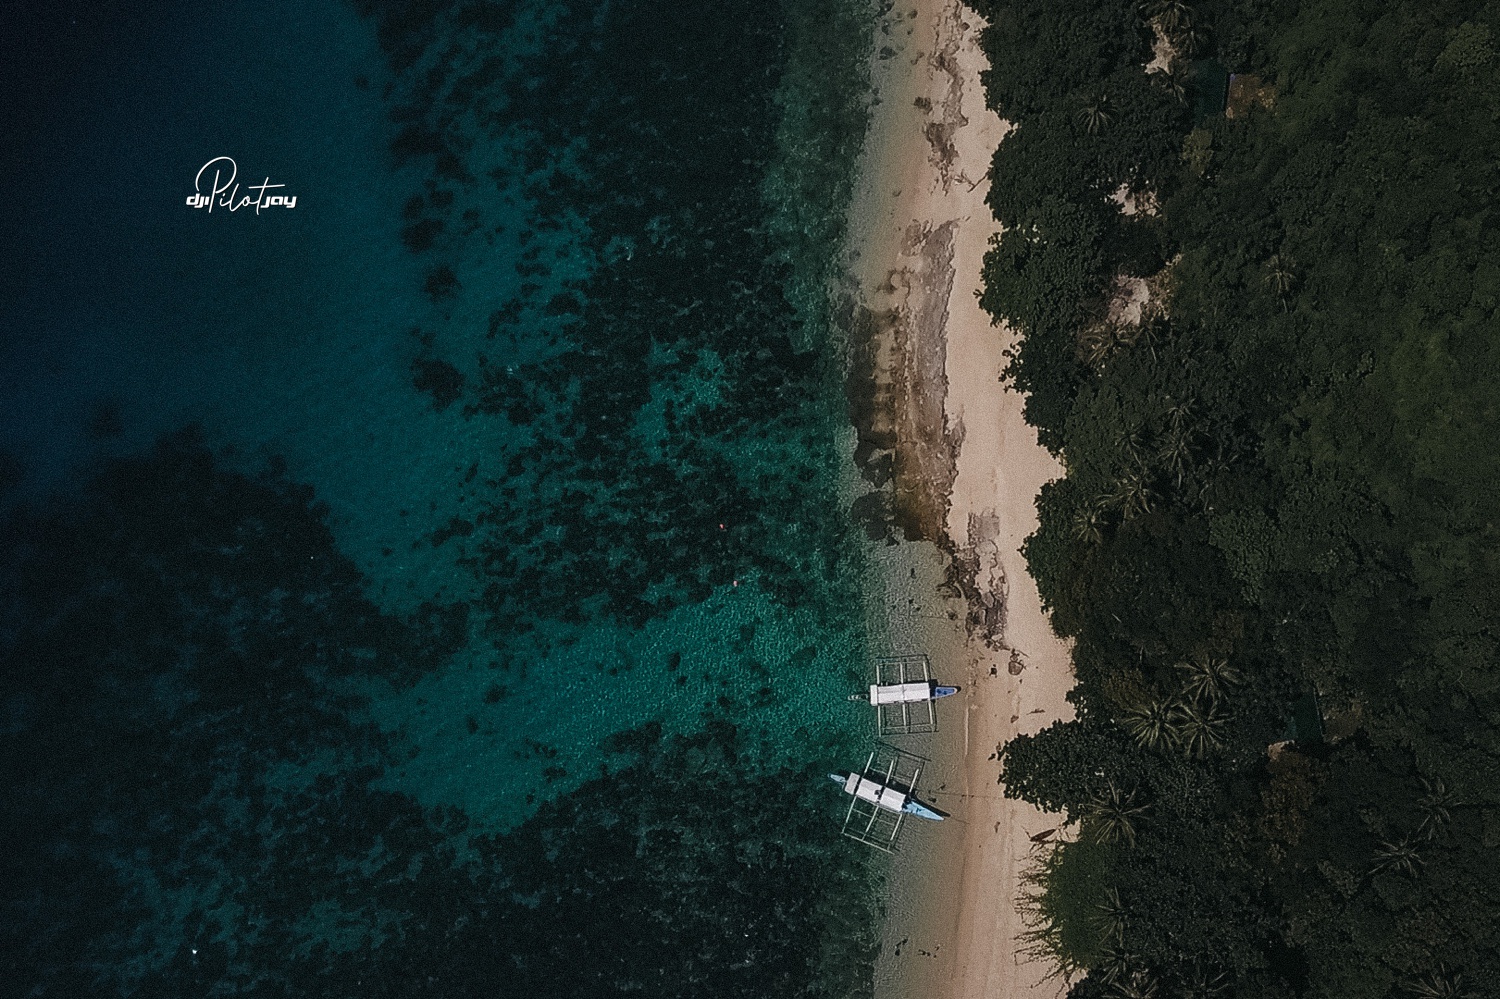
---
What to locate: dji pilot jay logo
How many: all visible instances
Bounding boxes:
[186,157,297,213]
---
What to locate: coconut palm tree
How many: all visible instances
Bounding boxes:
[1122,699,1178,751]
[1094,886,1128,944]
[1094,943,1138,986]
[1115,426,1146,462]
[1164,395,1195,432]
[1173,22,1210,57]
[1156,424,1194,489]
[1110,465,1155,520]
[1174,655,1242,703]
[1264,254,1296,300]
[1081,325,1117,366]
[1405,966,1472,999]
[1151,0,1193,33]
[1077,94,1117,135]
[1132,316,1165,361]
[1086,782,1150,847]
[1172,698,1228,758]
[1073,503,1106,546]
[1165,64,1192,105]
[1416,777,1458,840]
[1186,964,1232,997]
[1114,968,1160,999]
[1372,836,1424,877]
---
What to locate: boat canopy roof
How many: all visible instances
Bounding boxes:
[842,773,909,813]
[869,681,933,704]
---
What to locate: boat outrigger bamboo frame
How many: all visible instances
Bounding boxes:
[848,654,959,735]
[829,743,945,853]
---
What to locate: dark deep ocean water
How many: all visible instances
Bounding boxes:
[0,0,892,994]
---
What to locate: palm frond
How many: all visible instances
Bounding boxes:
[1171,698,1228,758]
[1174,655,1243,703]
[1085,782,1151,847]
[1372,836,1424,877]
[1122,700,1179,751]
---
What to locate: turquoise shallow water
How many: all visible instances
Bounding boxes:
[0,0,902,994]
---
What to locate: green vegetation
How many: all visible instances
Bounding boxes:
[1020,837,1120,978]
[967,0,1500,994]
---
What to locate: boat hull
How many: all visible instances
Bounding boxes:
[902,798,945,821]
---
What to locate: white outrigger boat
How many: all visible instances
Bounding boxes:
[827,770,945,821]
[857,654,955,735]
[830,744,946,851]
[848,680,959,705]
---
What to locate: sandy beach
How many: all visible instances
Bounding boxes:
[842,3,1076,997]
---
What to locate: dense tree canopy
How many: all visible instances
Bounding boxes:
[971,0,1500,995]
